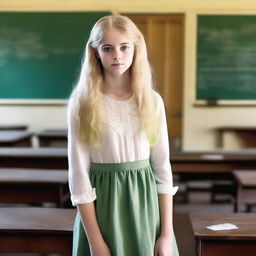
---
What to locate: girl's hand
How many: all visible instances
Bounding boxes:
[90,239,112,256]
[154,234,173,256]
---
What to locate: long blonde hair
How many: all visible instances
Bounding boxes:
[69,15,161,147]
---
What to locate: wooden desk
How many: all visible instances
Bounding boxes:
[37,129,67,147]
[0,131,33,147]
[171,150,256,203]
[0,125,27,130]
[1,148,256,172]
[0,147,68,169]
[233,170,256,212]
[171,150,256,179]
[0,168,69,207]
[190,213,256,256]
[2,149,256,176]
[0,207,76,254]
[216,126,256,148]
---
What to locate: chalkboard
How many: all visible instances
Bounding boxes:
[196,15,256,101]
[0,12,110,103]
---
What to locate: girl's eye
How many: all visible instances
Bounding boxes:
[120,45,129,51]
[103,47,112,52]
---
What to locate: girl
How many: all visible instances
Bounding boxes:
[67,15,179,256]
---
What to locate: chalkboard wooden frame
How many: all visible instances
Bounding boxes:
[194,13,256,106]
[0,11,111,105]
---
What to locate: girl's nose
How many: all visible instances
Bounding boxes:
[113,49,121,60]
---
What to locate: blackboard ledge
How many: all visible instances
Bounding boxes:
[0,99,68,106]
[194,100,256,107]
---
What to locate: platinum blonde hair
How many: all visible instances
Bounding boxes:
[69,15,161,147]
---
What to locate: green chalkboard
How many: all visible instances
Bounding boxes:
[196,15,256,101]
[0,11,110,102]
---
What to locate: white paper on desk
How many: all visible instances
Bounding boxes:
[207,223,238,231]
[201,154,224,160]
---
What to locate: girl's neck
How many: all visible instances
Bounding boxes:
[103,71,132,99]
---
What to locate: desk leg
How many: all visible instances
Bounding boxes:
[234,202,238,213]
[196,239,202,256]
[235,185,242,213]
[58,185,64,208]
[246,204,252,213]
[234,195,238,213]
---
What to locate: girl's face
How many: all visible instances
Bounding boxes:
[97,28,135,77]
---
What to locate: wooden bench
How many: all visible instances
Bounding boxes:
[37,129,67,147]
[233,170,256,212]
[0,131,33,147]
[0,207,76,254]
[0,168,69,207]
[190,213,256,256]
[0,147,68,169]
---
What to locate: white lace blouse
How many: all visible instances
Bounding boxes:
[67,92,178,206]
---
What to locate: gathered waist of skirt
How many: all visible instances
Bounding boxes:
[90,158,151,172]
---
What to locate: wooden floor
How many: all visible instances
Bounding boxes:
[1,192,255,256]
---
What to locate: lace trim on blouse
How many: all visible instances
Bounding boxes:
[102,94,141,136]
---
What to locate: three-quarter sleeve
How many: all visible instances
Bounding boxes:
[67,99,97,206]
[150,93,178,196]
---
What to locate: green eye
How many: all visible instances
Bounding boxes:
[103,47,112,52]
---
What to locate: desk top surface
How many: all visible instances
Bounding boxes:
[171,150,256,162]
[0,207,76,233]
[37,129,67,137]
[2,148,256,162]
[216,126,256,131]
[0,125,27,130]
[0,147,67,158]
[0,168,68,184]
[233,170,256,187]
[190,213,256,240]
[0,131,33,142]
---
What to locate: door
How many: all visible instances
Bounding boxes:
[124,14,184,149]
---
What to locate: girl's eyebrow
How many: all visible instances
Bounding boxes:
[101,44,112,48]
[101,42,130,48]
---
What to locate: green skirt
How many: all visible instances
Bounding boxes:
[72,159,179,256]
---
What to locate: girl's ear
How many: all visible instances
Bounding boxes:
[95,50,100,59]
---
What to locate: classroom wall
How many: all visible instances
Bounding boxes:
[1,0,256,150]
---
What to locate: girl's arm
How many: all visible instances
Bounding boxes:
[150,93,178,255]
[67,101,111,255]
[150,92,178,198]
[67,99,97,206]
[158,194,173,237]
[154,195,174,256]
[78,203,112,255]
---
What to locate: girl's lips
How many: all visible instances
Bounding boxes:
[111,63,124,66]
